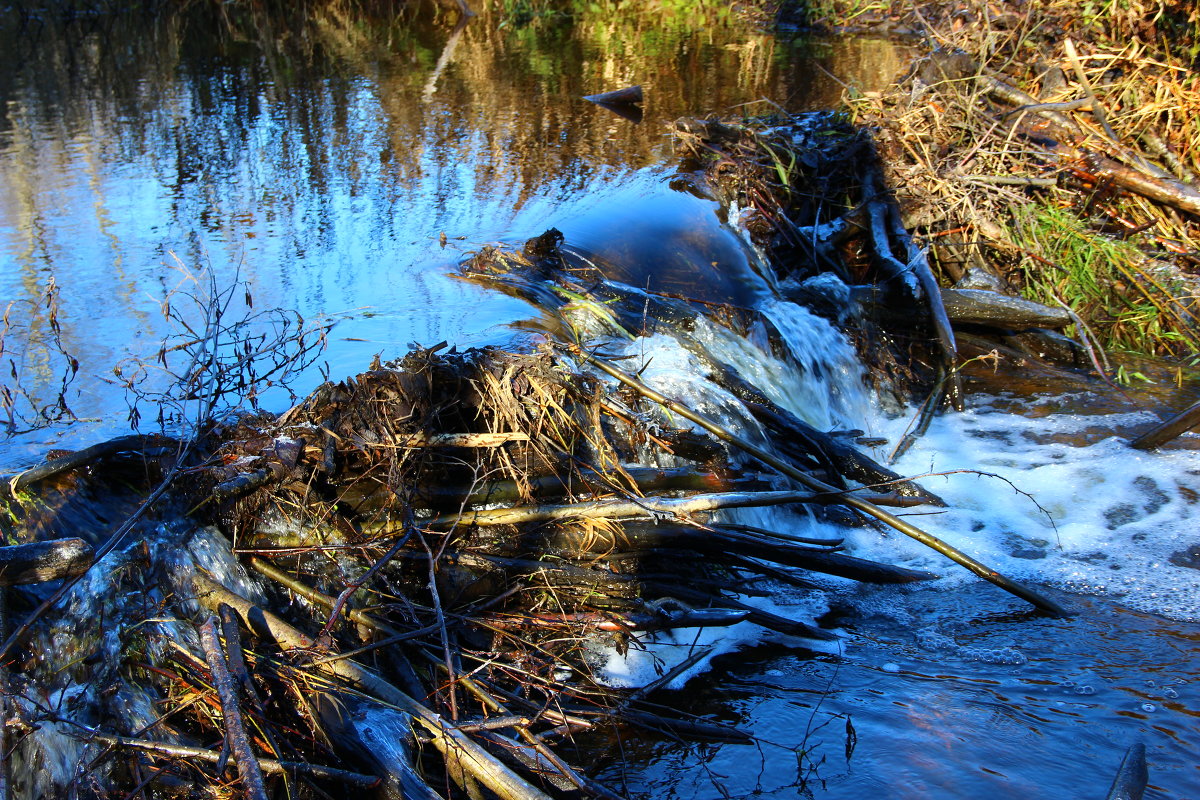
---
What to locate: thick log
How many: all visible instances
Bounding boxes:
[940,288,1072,330]
[0,538,93,586]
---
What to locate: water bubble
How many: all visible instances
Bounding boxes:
[1141,703,1157,713]
[1165,688,1179,699]
[766,668,784,677]
[1074,685,1095,696]
[1145,679,1157,688]
[881,663,901,674]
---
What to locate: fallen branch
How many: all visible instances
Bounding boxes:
[198,615,269,800]
[93,735,379,786]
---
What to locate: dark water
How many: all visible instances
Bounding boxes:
[2,3,1197,799]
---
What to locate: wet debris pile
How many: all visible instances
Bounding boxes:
[0,113,1080,799]
[0,335,954,799]
[0,314,1065,798]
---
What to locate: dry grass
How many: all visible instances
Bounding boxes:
[835,0,1200,361]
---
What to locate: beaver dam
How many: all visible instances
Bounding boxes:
[3,106,1194,798]
[4,2,1200,796]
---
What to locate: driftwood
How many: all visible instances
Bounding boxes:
[0,538,93,586]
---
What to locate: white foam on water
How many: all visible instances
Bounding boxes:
[852,400,1200,620]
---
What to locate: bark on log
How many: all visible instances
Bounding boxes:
[0,538,93,586]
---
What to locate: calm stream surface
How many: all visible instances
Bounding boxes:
[1,3,1197,798]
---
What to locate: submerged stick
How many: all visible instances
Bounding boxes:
[568,346,1071,617]
[198,616,269,800]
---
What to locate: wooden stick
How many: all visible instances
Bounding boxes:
[0,538,93,586]
[1130,400,1200,450]
[193,574,554,800]
[93,735,379,786]
[412,489,848,530]
[198,616,269,800]
[567,345,1071,617]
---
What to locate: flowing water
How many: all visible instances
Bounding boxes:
[1,3,1197,798]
